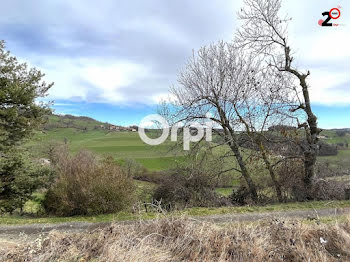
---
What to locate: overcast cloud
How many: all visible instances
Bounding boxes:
[0,0,349,106]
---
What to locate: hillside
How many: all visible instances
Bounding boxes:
[27,114,183,171]
[27,114,350,172]
[318,129,350,170]
[42,114,135,131]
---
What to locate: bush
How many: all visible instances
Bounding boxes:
[277,159,306,201]
[153,169,227,209]
[277,159,347,201]
[0,149,52,214]
[318,142,338,156]
[43,150,135,216]
[336,130,347,137]
[121,158,146,178]
[230,186,250,205]
[134,170,167,184]
[311,179,346,201]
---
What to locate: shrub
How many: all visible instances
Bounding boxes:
[277,159,347,201]
[336,130,347,137]
[318,142,338,156]
[277,159,306,201]
[133,170,167,184]
[153,169,227,209]
[0,149,53,214]
[121,158,146,178]
[43,150,135,216]
[230,186,250,205]
[311,179,346,201]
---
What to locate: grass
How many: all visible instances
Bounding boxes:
[136,156,187,171]
[27,128,184,171]
[4,214,350,261]
[181,200,350,216]
[0,211,158,225]
[214,187,233,197]
[27,115,350,174]
[320,130,350,144]
[2,200,350,225]
[318,149,350,169]
[134,180,158,201]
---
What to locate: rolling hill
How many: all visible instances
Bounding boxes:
[26,114,350,172]
[26,114,184,171]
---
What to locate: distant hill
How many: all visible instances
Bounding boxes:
[27,113,350,171]
[42,114,136,132]
[42,114,106,131]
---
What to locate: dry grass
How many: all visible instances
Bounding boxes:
[2,216,350,262]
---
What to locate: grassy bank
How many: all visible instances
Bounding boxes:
[2,215,350,261]
[1,200,350,225]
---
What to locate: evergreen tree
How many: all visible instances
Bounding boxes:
[0,40,53,213]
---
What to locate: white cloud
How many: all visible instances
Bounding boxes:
[3,0,350,107]
[35,57,150,104]
[151,93,178,104]
[282,0,350,106]
[308,69,350,105]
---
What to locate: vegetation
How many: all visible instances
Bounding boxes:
[43,148,135,216]
[0,0,349,248]
[19,114,350,215]
[3,215,350,261]
[160,0,327,204]
[1,199,350,225]
[0,150,52,213]
[1,1,350,261]
[0,41,52,151]
[237,0,322,200]
[0,41,53,213]
[27,118,183,171]
[153,172,223,209]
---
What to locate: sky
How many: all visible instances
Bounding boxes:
[0,0,349,128]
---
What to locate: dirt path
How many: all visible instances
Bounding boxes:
[0,207,349,246]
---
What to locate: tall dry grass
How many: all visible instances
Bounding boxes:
[2,216,350,261]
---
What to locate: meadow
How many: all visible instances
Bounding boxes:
[1,114,348,225]
[27,127,183,171]
[318,130,350,169]
[26,115,350,187]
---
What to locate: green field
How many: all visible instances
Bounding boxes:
[27,127,183,170]
[318,130,350,170]
[5,114,349,224]
[320,130,350,145]
[26,115,350,179]
[319,150,350,170]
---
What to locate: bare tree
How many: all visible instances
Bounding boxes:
[236,0,321,199]
[232,68,293,202]
[170,41,259,202]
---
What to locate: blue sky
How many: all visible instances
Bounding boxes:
[1,0,349,128]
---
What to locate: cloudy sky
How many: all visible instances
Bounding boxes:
[1,0,349,128]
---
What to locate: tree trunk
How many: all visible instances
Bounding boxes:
[299,76,320,200]
[258,142,283,202]
[228,139,259,203]
[303,147,317,199]
[216,102,258,203]
[284,49,321,200]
